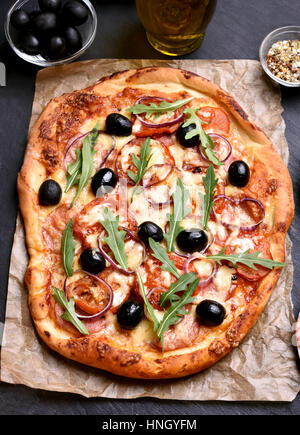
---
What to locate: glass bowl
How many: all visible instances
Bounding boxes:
[5,0,97,67]
[259,26,300,88]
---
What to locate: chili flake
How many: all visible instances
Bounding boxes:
[266,40,300,83]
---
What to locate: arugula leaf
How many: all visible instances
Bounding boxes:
[100,207,128,270]
[157,278,199,351]
[127,137,152,186]
[127,97,194,120]
[183,108,222,166]
[136,271,160,331]
[51,287,89,335]
[149,238,181,279]
[164,179,191,252]
[206,249,285,270]
[61,219,76,277]
[159,272,196,307]
[201,165,218,231]
[65,148,82,193]
[69,122,99,207]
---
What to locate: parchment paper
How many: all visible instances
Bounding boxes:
[1,59,299,401]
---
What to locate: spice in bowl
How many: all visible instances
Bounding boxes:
[266,40,300,83]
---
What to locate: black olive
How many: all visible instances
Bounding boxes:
[62,0,89,26]
[117,299,143,329]
[91,168,117,197]
[38,0,62,13]
[29,10,40,22]
[32,12,58,38]
[176,123,199,148]
[138,221,164,245]
[106,113,132,136]
[38,180,62,205]
[196,299,226,326]
[228,160,250,187]
[20,33,40,55]
[11,9,31,30]
[43,35,67,60]
[80,249,106,274]
[192,167,202,174]
[176,229,208,253]
[64,26,82,54]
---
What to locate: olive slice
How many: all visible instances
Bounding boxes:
[91,168,117,197]
[176,123,199,148]
[38,180,62,206]
[176,229,208,253]
[138,221,164,245]
[117,299,143,329]
[80,249,106,275]
[196,299,226,326]
[228,160,250,187]
[106,113,132,136]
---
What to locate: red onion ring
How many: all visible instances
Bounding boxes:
[63,130,115,171]
[98,136,116,168]
[64,270,113,319]
[146,197,173,209]
[143,163,178,188]
[97,227,146,275]
[146,287,167,309]
[199,134,232,164]
[146,287,185,324]
[184,257,218,288]
[115,141,142,186]
[63,132,88,171]
[142,164,181,208]
[212,195,265,231]
[134,96,184,128]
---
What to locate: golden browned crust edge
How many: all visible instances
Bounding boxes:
[18,67,294,379]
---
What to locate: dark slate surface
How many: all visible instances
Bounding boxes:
[0,0,299,415]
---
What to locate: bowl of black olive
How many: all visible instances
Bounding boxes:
[5,0,97,66]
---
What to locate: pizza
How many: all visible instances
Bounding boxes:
[17,67,294,379]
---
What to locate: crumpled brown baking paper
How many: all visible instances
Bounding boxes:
[1,59,299,400]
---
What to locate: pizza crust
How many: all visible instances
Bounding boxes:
[18,67,294,379]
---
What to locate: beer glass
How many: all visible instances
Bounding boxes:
[136,0,217,56]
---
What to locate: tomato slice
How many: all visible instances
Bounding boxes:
[66,275,110,315]
[198,107,230,135]
[115,138,175,186]
[147,288,168,311]
[140,256,177,294]
[168,252,186,271]
[73,196,119,243]
[42,204,78,253]
[236,263,270,281]
[225,238,272,282]
[132,96,183,137]
[134,122,180,137]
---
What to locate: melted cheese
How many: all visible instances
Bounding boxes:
[125,239,144,270]
[213,265,235,298]
[227,229,255,253]
[192,258,214,276]
[208,221,228,243]
[108,271,133,309]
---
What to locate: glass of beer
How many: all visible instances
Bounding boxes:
[135,0,217,56]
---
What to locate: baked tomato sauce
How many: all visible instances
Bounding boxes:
[198,107,230,136]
